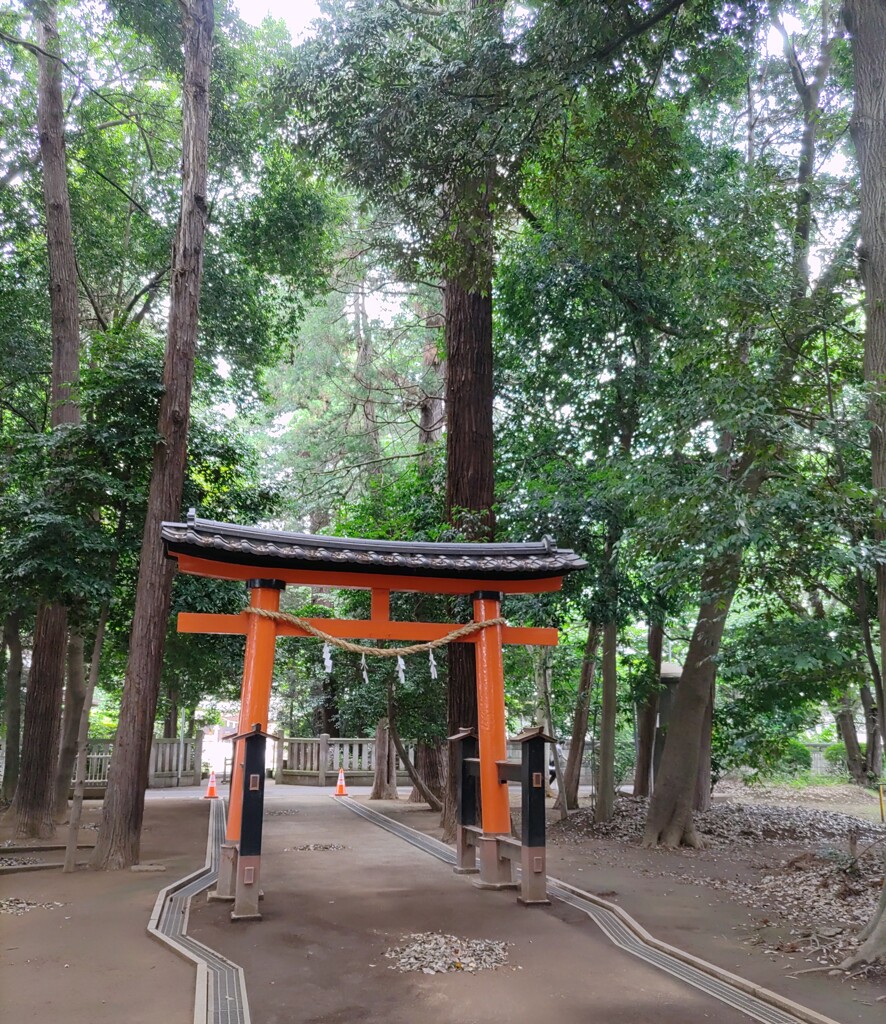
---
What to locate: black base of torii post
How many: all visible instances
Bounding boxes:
[227,724,271,921]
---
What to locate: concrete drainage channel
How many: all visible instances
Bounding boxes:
[338,797,841,1024]
[147,799,250,1024]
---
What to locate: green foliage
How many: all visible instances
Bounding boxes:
[774,739,813,776]
[823,741,866,776]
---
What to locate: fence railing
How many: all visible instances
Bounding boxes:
[278,734,416,786]
[61,734,204,792]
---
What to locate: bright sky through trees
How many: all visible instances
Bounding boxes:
[235,0,319,37]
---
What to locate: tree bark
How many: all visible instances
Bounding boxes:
[6,605,67,837]
[1,613,23,803]
[860,683,882,778]
[843,0,886,963]
[444,280,494,534]
[369,717,399,800]
[556,623,599,810]
[441,278,495,838]
[442,641,480,839]
[408,740,445,804]
[8,2,80,837]
[418,312,445,451]
[594,621,618,822]
[392,730,442,812]
[65,604,110,871]
[694,680,714,811]
[53,633,86,821]
[855,568,886,777]
[643,554,741,848]
[835,695,868,784]
[633,621,662,798]
[93,0,214,870]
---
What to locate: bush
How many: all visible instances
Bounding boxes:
[772,738,812,775]
[824,741,866,776]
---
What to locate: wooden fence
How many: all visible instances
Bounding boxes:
[277,734,416,786]
[67,734,204,795]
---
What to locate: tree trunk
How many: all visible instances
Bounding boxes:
[443,280,494,534]
[392,730,442,812]
[6,605,67,837]
[556,623,600,810]
[860,684,882,778]
[643,554,741,847]
[369,717,399,800]
[8,0,81,837]
[441,277,495,838]
[634,621,662,798]
[838,848,886,969]
[418,313,445,451]
[408,740,445,804]
[594,621,618,822]
[844,0,886,962]
[65,604,110,871]
[354,279,380,465]
[694,680,714,811]
[1,613,23,803]
[835,695,868,785]
[53,634,86,821]
[855,568,885,777]
[442,642,479,840]
[93,0,214,870]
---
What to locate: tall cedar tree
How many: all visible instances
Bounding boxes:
[7,1,80,838]
[839,0,886,969]
[93,0,214,869]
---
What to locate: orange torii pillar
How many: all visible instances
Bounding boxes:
[472,592,517,890]
[211,579,284,902]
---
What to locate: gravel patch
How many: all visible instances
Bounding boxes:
[265,809,299,817]
[284,843,346,852]
[0,856,43,867]
[384,932,511,974]
[0,898,64,916]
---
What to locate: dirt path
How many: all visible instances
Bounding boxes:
[191,786,787,1024]
[369,794,886,1024]
[0,794,208,1024]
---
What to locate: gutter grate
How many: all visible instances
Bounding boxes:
[148,800,250,1024]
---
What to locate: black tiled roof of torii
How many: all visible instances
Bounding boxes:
[160,514,587,581]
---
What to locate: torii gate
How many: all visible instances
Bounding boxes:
[162,513,586,910]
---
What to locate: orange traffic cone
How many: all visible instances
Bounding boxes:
[203,770,219,799]
[334,768,348,797]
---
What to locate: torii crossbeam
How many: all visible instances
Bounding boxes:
[162,513,586,912]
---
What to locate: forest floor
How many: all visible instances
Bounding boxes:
[0,782,882,1024]
[0,792,204,1024]
[372,779,886,1024]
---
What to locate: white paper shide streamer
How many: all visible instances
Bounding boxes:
[428,648,438,680]
[322,642,333,674]
[396,655,406,685]
[361,652,369,685]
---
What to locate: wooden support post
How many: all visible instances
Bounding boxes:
[232,726,268,921]
[212,579,283,902]
[274,732,284,783]
[193,731,203,787]
[516,728,550,905]
[449,728,479,874]
[472,592,515,889]
[318,732,330,787]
